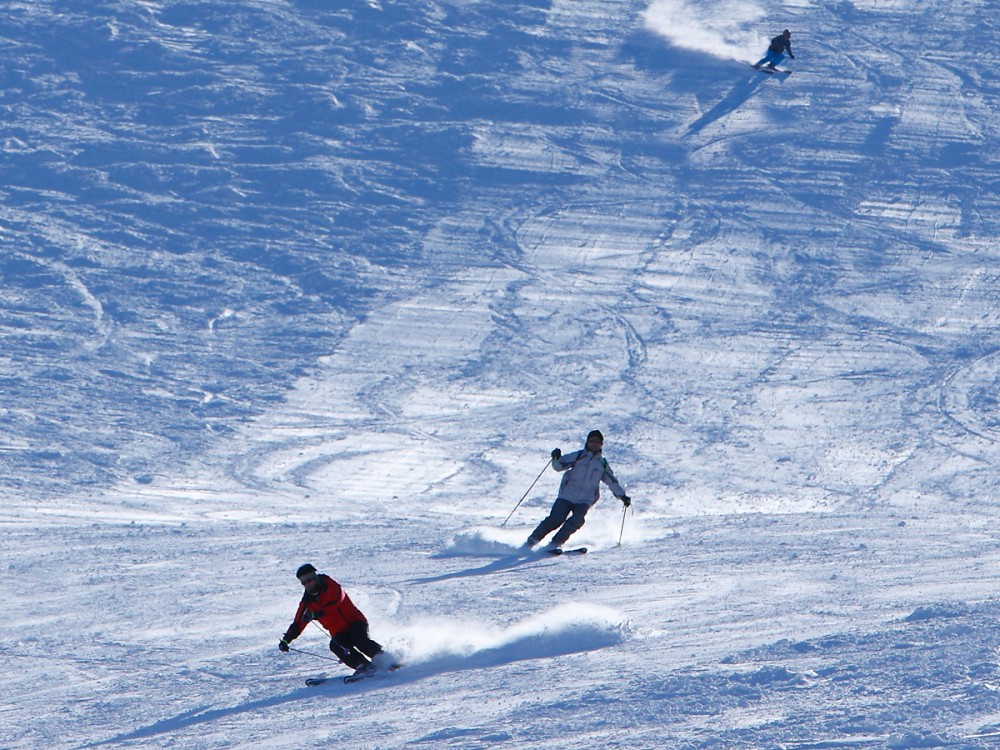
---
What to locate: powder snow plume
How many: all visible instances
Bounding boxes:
[385,603,629,670]
[642,0,766,60]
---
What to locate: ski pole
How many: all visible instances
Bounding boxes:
[284,645,342,663]
[616,503,630,547]
[500,457,550,527]
[309,619,358,661]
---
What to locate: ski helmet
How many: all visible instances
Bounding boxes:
[296,563,317,579]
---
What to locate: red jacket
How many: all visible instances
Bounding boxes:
[282,574,368,641]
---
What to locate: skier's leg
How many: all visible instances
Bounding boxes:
[346,620,384,661]
[551,502,590,546]
[330,634,369,670]
[528,498,573,543]
[766,52,784,69]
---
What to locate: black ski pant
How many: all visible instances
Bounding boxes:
[530,498,589,546]
[329,620,383,669]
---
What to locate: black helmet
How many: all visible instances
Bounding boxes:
[783,29,791,36]
[296,563,317,579]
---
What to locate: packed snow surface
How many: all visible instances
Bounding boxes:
[5,0,1000,748]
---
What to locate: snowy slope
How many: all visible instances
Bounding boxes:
[5,0,1000,748]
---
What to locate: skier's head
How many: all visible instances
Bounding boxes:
[586,430,604,450]
[782,29,791,37]
[296,563,321,593]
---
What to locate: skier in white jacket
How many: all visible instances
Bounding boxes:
[525,429,631,552]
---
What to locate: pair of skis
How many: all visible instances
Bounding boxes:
[305,673,377,686]
[306,663,402,686]
[752,63,792,75]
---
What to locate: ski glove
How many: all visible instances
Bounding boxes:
[278,639,290,652]
[620,495,632,508]
[551,448,561,459]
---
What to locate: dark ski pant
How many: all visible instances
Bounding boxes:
[329,620,383,670]
[755,51,785,68]
[530,498,590,546]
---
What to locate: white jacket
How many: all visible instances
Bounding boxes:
[552,449,626,507]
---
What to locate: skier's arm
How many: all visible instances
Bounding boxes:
[281,602,309,645]
[278,622,301,652]
[281,624,302,645]
[551,449,582,472]
[601,462,627,500]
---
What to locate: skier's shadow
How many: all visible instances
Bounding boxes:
[407,552,556,585]
[78,690,311,749]
[687,72,768,135]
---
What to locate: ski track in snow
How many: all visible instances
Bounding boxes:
[4,0,1000,748]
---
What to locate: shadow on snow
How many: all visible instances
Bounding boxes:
[406,549,563,584]
[79,605,626,749]
[687,70,770,135]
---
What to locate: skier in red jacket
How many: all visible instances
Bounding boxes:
[278,563,387,676]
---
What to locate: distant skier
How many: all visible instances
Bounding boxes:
[278,563,391,678]
[753,29,795,70]
[524,429,631,552]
